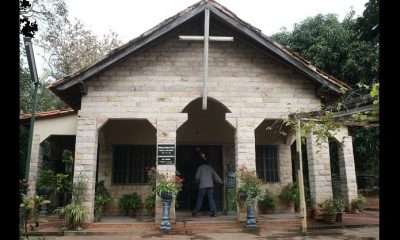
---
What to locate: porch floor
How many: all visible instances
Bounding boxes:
[25,210,379,236]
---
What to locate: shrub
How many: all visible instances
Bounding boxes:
[318,198,336,215]
[351,195,368,211]
[94,181,112,222]
[237,166,262,205]
[119,193,142,216]
[258,188,276,211]
[145,194,156,209]
[278,183,300,207]
[63,203,87,230]
[334,196,346,212]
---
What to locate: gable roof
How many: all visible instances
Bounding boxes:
[48,0,351,110]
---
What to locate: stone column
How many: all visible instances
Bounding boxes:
[278,145,293,186]
[73,116,98,223]
[334,127,358,210]
[27,134,42,198]
[154,114,187,224]
[306,132,332,213]
[231,117,263,221]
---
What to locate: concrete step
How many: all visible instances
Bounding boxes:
[64,217,301,235]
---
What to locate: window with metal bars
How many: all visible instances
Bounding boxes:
[256,145,279,183]
[112,145,156,184]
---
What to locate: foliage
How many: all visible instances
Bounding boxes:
[62,149,74,175]
[19,195,31,238]
[334,196,347,212]
[57,173,88,230]
[39,19,123,79]
[237,166,262,205]
[71,173,88,205]
[94,181,112,221]
[36,169,55,190]
[19,0,38,37]
[19,65,68,114]
[118,193,142,216]
[354,0,379,44]
[55,173,71,194]
[271,2,379,180]
[19,179,29,203]
[19,0,122,114]
[318,198,337,215]
[153,170,184,197]
[258,188,276,210]
[350,126,379,176]
[271,12,378,88]
[278,183,300,207]
[351,195,368,211]
[63,203,87,230]
[19,126,29,179]
[144,194,156,210]
[146,166,157,192]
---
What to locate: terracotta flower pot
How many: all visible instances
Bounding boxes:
[323,213,337,224]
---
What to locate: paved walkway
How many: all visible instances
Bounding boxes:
[24,226,380,239]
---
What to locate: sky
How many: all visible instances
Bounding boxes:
[34,0,368,77]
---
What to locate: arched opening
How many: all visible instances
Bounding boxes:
[97,119,157,216]
[176,98,234,212]
[35,135,76,209]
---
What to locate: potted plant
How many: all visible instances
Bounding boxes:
[351,195,368,213]
[258,188,276,214]
[118,193,142,217]
[144,194,156,216]
[237,166,262,228]
[154,171,184,198]
[333,196,346,222]
[94,181,112,222]
[237,166,262,205]
[305,193,314,220]
[318,198,337,224]
[278,183,300,211]
[150,169,183,230]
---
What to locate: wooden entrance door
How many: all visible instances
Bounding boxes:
[176,145,223,211]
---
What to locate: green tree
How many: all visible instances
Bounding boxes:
[271,1,379,180]
[20,0,123,113]
[39,19,123,79]
[20,65,67,114]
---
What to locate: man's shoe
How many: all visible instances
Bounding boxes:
[210,212,217,217]
[192,212,197,217]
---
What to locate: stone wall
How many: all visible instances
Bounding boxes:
[75,26,322,222]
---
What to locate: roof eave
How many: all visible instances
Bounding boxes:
[50,2,208,92]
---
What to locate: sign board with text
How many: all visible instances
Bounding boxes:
[157,144,175,165]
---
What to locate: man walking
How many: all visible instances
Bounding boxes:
[192,147,224,217]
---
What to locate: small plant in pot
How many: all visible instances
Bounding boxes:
[144,194,156,216]
[94,181,112,222]
[154,171,184,199]
[237,166,262,206]
[119,193,142,217]
[351,195,368,213]
[258,189,276,214]
[333,196,346,222]
[318,198,337,224]
[278,183,300,211]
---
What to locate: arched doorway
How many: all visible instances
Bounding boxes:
[176,98,234,212]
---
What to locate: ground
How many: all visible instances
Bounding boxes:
[24,226,379,239]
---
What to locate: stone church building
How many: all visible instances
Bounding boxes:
[22,0,358,223]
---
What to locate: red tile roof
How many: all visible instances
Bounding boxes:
[20,108,76,121]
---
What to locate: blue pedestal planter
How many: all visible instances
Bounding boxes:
[246,204,257,228]
[159,192,173,230]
